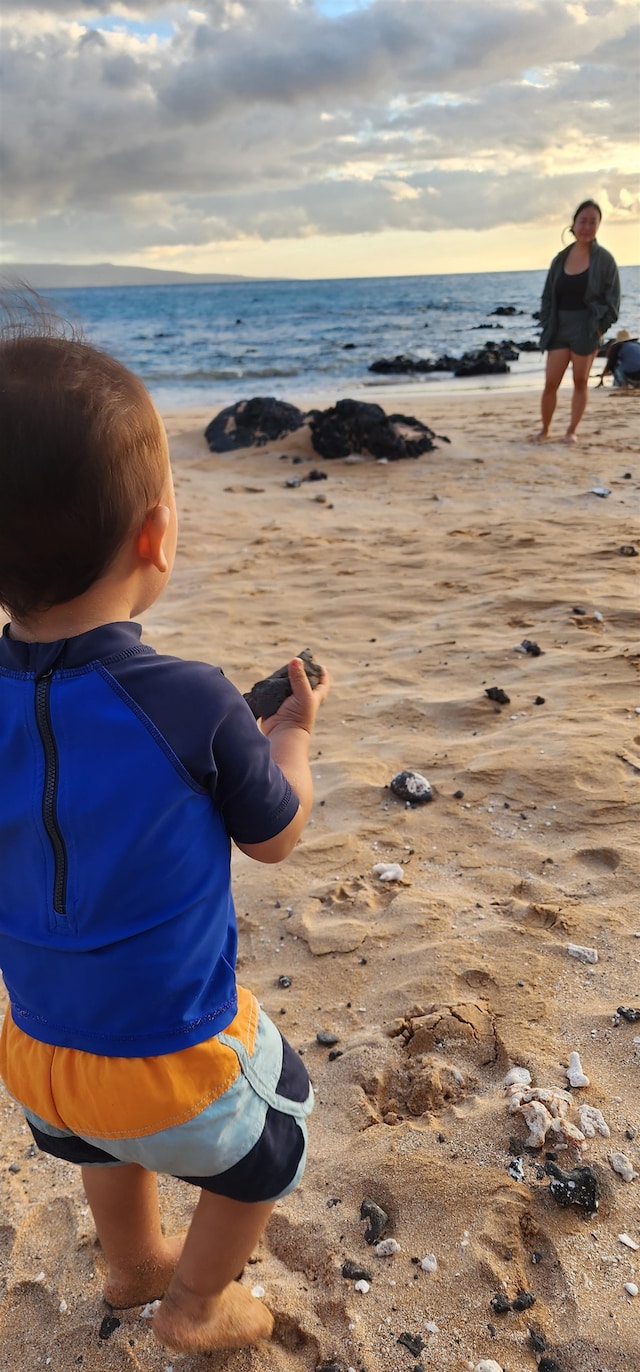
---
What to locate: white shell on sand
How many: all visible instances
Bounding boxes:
[577,1105,610,1138]
[609,1152,637,1182]
[566,1051,590,1088]
[374,1238,401,1256]
[624,1282,639,1296]
[474,1360,504,1372]
[618,1233,639,1250]
[354,1279,370,1293]
[372,862,404,882]
[567,943,598,963]
[421,1254,438,1272]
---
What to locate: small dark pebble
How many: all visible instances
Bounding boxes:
[487,1323,496,1337]
[285,477,302,487]
[617,1006,640,1022]
[278,975,292,988]
[521,639,542,656]
[326,1198,341,1208]
[453,789,464,799]
[360,1197,389,1244]
[625,1127,636,1141]
[623,471,632,478]
[546,1161,599,1212]
[529,1327,547,1354]
[317,1030,340,1046]
[539,1361,562,1372]
[8,1163,21,1173]
[509,1136,524,1155]
[534,695,546,705]
[307,469,328,482]
[328,1049,343,1061]
[397,1332,425,1356]
[342,1260,373,1281]
[485,686,510,704]
[532,1251,543,1264]
[99,1315,121,1341]
[490,1292,512,1314]
[360,956,367,965]
[512,1289,536,1312]
[316,1360,348,1372]
[572,606,587,615]
[619,545,638,557]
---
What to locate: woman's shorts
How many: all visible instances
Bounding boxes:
[17,1007,313,1204]
[547,309,600,357]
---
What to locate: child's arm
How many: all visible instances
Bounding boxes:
[234,657,329,864]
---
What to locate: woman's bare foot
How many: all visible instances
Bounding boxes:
[103,1233,184,1308]
[562,431,578,445]
[528,429,550,443]
[153,1277,274,1352]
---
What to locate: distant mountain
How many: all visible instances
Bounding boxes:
[2,262,266,288]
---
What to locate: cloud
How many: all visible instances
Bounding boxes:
[1,0,638,262]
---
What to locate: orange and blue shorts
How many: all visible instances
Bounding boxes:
[0,987,313,1203]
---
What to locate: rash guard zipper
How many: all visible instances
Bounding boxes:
[34,666,68,915]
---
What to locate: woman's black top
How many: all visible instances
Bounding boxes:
[556,267,589,310]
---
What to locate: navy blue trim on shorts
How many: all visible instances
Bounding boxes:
[177,1103,305,1201]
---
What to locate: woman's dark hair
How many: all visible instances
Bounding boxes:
[571,199,602,230]
[0,291,166,619]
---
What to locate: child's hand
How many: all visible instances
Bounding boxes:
[260,658,330,737]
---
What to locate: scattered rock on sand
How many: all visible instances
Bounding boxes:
[609,1151,637,1182]
[360,1197,388,1244]
[389,770,433,803]
[545,1161,599,1212]
[485,687,510,704]
[205,396,305,450]
[567,943,598,964]
[308,399,439,460]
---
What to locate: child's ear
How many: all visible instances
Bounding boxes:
[137,503,170,573]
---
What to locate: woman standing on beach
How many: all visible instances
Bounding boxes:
[533,200,620,444]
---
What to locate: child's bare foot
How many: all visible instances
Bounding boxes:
[103,1233,184,1308]
[153,1277,274,1352]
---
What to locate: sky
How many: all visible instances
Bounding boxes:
[2,0,639,278]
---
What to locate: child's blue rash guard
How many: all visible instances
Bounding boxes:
[0,622,299,1057]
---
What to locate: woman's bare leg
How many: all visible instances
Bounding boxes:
[153,1191,275,1353]
[531,348,570,439]
[563,350,598,442]
[82,1163,183,1307]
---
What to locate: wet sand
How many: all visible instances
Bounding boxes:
[1,386,639,1371]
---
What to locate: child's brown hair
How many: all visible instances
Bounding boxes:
[0,301,167,620]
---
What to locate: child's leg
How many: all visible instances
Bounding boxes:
[153,1190,275,1352]
[81,1163,183,1307]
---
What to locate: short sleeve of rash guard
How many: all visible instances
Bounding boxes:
[110,653,300,846]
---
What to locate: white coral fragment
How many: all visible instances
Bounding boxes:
[372,862,404,882]
[503,1066,532,1088]
[519,1100,554,1149]
[566,1051,590,1088]
[577,1105,610,1138]
[374,1238,401,1256]
[567,943,598,963]
[609,1152,637,1182]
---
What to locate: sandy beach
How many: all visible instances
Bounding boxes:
[1,384,639,1372]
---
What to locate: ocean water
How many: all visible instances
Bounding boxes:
[44,267,640,411]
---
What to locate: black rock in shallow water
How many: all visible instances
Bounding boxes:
[243,649,322,720]
[205,396,305,451]
[545,1161,599,1212]
[308,398,438,460]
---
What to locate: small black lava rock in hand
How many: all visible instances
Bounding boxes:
[244,649,323,720]
[390,770,433,803]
